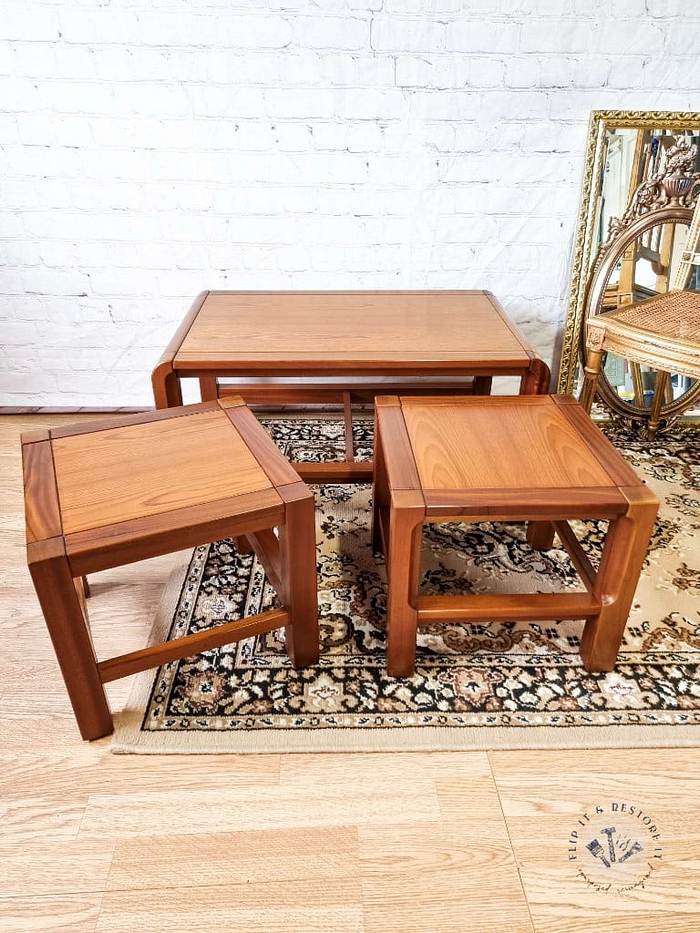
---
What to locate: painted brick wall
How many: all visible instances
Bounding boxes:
[1,1,698,407]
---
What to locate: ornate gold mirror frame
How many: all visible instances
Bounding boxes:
[556,110,700,404]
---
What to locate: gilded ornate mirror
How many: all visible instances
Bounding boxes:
[557,111,700,428]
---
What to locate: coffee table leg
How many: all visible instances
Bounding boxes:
[526,521,556,550]
[520,358,551,395]
[29,550,113,740]
[151,363,183,410]
[386,493,424,677]
[234,535,254,554]
[580,489,658,671]
[371,415,389,555]
[199,375,218,402]
[279,485,319,669]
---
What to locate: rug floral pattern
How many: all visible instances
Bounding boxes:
[140,419,700,736]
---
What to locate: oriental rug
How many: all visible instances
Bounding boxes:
[112,417,700,753]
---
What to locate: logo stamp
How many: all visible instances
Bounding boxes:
[568,802,662,893]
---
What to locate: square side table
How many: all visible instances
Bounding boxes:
[22,398,318,740]
[372,394,658,676]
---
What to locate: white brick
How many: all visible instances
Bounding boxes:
[311,122,348,150]
[266,88,337,118]
[504,57,540,88]
[520,19,592,54]
[447,20,520,53]
[347,122,383,151]
[395,57,432,87]
[4,7,60,40]
[293,17,369,50]
[661,21,700,55]
[371,18,445,53]
[335,88,407,121]
[9,41,58,78]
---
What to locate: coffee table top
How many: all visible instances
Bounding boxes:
[22,397,302,571]
[375,394,651,518]
[171,290,536,372]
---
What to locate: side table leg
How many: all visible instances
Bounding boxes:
[279,484,320,669]
[386,493,424,678]
[29,549,113,740]
[580,489,658,672]
[473,376,492,395]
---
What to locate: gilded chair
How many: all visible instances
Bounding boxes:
[580,176,700,438]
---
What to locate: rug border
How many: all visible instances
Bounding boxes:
[112,550,700,755]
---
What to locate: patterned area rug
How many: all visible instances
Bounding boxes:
[113,417,700,752]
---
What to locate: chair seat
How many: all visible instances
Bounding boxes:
[596,289,700,342]
[587,289,700,382]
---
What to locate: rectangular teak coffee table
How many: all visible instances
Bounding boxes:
[152,290,550,483]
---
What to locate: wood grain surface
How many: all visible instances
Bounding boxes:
[400,395,617,491]
[4,413,699,933]
[52,409,271,535]
[175,290,534,368]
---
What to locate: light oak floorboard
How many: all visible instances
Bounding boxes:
[359,821,534,933]
[0,894,103,932]
[95,881,363,933]
[0,840,115,898]
[2,414,700,932]
[77,780,442,840]
[105,825,360,891]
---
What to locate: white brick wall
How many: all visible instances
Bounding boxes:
[1,0,699,407]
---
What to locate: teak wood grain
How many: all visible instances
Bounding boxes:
[174,290,535,368]
[21,400,318,740]
[400,396,616,491]
[52,409,271,535]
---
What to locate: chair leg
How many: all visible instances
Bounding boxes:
[647,370,669,440]
[278,486,319,669]
[579,489,658,672]
[386,495,424,678]
[580,347,603,415]
[29,552,113,740]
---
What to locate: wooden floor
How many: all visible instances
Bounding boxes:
[2,413,699,933]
